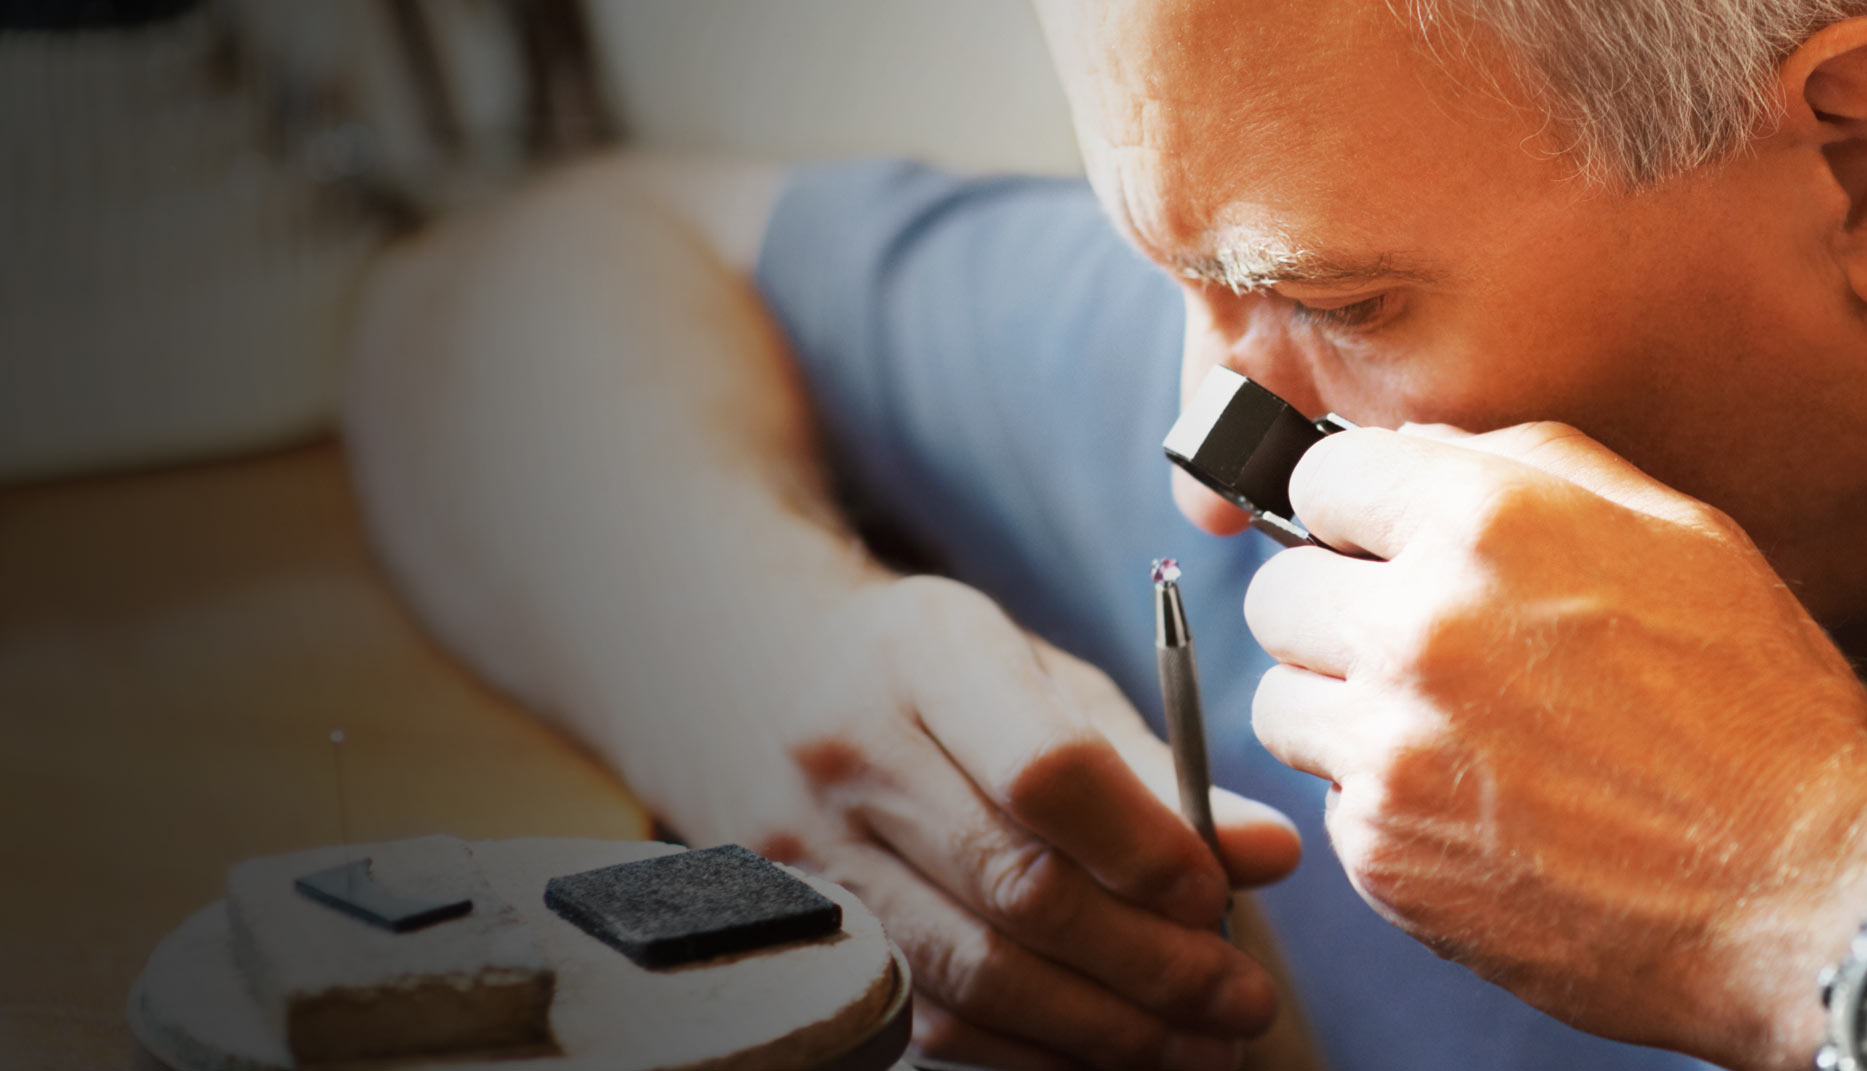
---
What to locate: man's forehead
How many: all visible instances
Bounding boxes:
[1055,0,1377,140]
[1042,0,1552,280]
[1054,2,1433,212]
[1058,0,1402,85]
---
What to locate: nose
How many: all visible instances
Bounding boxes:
[1178,288,1325,419]
[1172,288,1328,535]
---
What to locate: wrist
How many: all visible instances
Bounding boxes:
[608,523,894,839]
[1752,869,1867,1070]
[1775,834,1867,1070]
[1700,746,1867,1070]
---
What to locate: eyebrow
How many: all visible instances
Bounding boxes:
[1171,237,1441,294]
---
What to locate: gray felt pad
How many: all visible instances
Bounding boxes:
[544,844,842,968]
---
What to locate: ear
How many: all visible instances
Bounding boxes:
[1779,18,1867,296]
[1783,18,1867,126]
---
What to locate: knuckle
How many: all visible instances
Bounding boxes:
[872,575,1021,676]
[1330,747,1460,914]
[785,721,913,815]
[883,572,957,611]
[1249,666,1285,729]
[1472,419,1594,476]
[1460,476,1543,553]
[914,931,969,1009]
[1134,938,1233,1015]
[1251,665,1310,756]
[1374,730,1457,814]
[1404,604,1488,690]
[910,1005,971,1056]
[787,733,872,792]
[1347,848,1404,912]
[1354,692,1456,787]
[926,928,1005,1019]
[1338,816,1418,920]
[784,695,922,805]
[1676,497,1738,539]
[1367,589,1489,694]
[885,574,999,629]
[978,839,1075,935]
[808,842,884,906]
[1325,790,1387,892]
[1243,545,1319,632]
[1498,419,1583,457]
[1288,424,1363,508]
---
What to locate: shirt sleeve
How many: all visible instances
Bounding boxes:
[754,159,1206,697]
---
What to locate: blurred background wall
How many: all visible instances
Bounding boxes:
[0,0,1080,485]
[589,1,1078,173]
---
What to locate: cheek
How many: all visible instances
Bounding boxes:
[1176,285,1577,449]
[1382,287,1636,432]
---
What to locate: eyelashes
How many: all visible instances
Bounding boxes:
[1288,293,1389,330]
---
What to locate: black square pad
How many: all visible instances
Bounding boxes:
[544,844,842,968]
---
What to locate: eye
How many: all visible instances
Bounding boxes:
[1287,293,1391,331]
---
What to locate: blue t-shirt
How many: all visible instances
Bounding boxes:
[756,160,1708,1071]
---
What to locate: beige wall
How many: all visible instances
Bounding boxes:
[588,0,1082,174]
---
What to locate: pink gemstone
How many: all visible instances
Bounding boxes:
[1150,558,1182,584]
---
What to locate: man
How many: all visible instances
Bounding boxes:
[344,0,1867,1067]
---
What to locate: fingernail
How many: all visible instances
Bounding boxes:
[1202,967,1276,1036]
[1162,1032,1240,1071]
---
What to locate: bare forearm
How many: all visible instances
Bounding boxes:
[343,156,877,830]
[341,154,1326,1068]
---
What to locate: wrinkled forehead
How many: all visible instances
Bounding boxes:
[1034,0,1549,257]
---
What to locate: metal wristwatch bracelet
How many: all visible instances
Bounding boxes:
[1817,922,1867,1069]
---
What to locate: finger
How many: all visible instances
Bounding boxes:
[1038,644,1302,887]
[1390,421,1471,444]
[1242,545,1384,680]
[823,840,1247,1070]
[1251,663,1360,782]
[896,582,1232,925]
[1206,790,1304,887]
[1298,423,1702,563]
[911,996,1076,1071]
[1408,420,1705,524]
[1287,427,1514,560]
[841,717,1276,1035]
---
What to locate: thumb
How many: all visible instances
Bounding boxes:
[1033,640,1302,888]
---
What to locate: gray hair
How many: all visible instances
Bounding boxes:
[1403,0,1867,186]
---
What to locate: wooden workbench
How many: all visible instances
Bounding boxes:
[0,442,651,1068]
